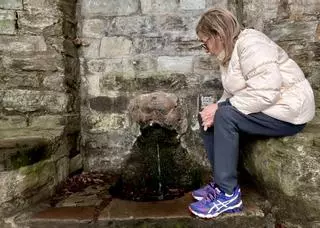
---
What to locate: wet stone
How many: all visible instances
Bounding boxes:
[56,185,108,207]
[89,96,128,113]
[98,187,267,228]
[56,192,103,207]
[32,207,96,221]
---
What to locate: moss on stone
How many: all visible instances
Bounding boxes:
[9,142,50,170]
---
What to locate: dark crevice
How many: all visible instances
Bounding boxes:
[14,11,19,30]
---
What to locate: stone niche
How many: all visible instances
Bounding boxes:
[109,91,209,201]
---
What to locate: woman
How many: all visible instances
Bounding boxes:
[189,8,315,218]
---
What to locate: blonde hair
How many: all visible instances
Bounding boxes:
[196,8,241,65]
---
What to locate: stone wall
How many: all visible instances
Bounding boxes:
[0,0,80,217]
[77,1,320,225]
[78,0,231,172]
[0,0,318,224]
[79,0,319,174]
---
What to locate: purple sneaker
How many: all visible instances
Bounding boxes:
[189,186,243,218]
[192,182,218,201]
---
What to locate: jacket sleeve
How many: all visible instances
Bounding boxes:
[217,90,232,103]
[229,40,282,114]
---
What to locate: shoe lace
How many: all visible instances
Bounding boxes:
[203,188,219,203]
[204,182,215,191]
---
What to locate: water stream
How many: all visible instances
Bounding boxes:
[156,143,164,200]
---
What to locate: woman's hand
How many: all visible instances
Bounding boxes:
[200,103,218,131]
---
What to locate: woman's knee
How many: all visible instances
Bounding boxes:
[215,105,236,123]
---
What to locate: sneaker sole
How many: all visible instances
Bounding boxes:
[191,193,204,201]
[188,201,243,218]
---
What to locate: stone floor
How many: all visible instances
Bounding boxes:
[10,181,274,228]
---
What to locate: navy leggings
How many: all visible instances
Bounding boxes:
[199,100,305,194]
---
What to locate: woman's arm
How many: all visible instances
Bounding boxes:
[229,39,282,114]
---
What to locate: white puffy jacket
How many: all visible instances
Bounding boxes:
[218,29,315,125]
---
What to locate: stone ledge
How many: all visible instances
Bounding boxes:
[0,128,64,140]
[243,124,320,224]
[0,128,64,171]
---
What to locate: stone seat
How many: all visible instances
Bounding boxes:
[0,127,69,218]
[243,123,320,226]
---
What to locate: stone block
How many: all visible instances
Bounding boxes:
[81,0,139,17]
[2,89,69,113]
[56,191,103,207]
[169,39,203,56]
[104,58,135,78]
[100,37,133,58]
[81,19,106,38]
[266,21,318,42]
[2,53,63,72]
[0,115,26,129]
[100,71,189,94]
[80,38,100,58]
[17,10,60,33]
[23,0,57,10]
[82,128,138,151]
[0,71,41,89]
[158,14,188,32]
[242,0,279,30]
[133,36,168,55]
[194,55,221,88]
[155,14,201,41]
[0,0,22,9]
[12,162,56,214]
[28,115,65,129]
[42,72,66,92]
[85,113,130,133]
[86,59,106,73]
[84,148,125,172]
[193,55,219,75]
[132,56,157,76]
[85,73,100,97]
[105,16,158,36]
[141,0,179,14]
[89,95,129,113]
[0,10,16,35]
[0,159,55,208]
[0,36,47,53]
[157,56,193,73]
[180,0,205,10]
[288,0,320,18]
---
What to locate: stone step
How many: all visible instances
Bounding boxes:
[13,184,273,228]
